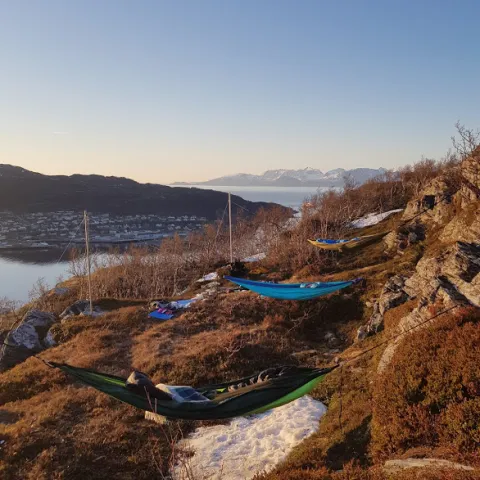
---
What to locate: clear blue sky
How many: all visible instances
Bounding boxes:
[1,0,479,183]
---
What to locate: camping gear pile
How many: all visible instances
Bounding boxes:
[148,299,196,320]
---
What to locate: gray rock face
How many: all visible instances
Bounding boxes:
[404,242,480,306]
[356,275,410,340]
[0,310,56,371]
[378,241,480,371]
[401,177,455,226]
[60,300,91,318]
[383,223,425,254]
[439,202,480,244]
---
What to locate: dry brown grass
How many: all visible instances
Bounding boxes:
[0,305,197,479]
[1,385,185,480]
[131,289,364,386]
[0,286,366,479]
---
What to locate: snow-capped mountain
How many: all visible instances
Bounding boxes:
[174,167,386,187]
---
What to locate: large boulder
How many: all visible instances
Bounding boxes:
[60,300,103,321]
[0,310,56,371]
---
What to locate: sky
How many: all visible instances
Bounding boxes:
[1,0,479,184]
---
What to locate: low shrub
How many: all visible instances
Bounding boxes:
[371,307,480,460]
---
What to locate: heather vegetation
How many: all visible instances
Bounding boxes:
[1,129,479,479]
[372,307,480,459]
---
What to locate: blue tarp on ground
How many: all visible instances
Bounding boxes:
[148,298,197,321]
[148,310,175,320]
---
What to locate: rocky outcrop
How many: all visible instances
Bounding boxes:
[384,223,425,254]
[357,275,410,340]
[60,300,103,321]
[401,177,456,227]
[384,458,475,474]
[0,310,56,371]
[403,242,480,306]
[462,146,480,188]
[439,201,480,243]
[375,150,480,369]
[378,241,480,371]
[400,148,479,244]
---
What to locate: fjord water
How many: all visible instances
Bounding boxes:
[0,250,68,303]
[170,185,323,209]
[0,186,322,303]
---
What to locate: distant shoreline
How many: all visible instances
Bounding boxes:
[171,182,340,188]
[0,237,169,253]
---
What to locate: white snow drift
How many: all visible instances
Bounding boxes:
[350,209,403,228]
[173,396,327,480]
[241,252,266,263]
[197,272,219,282]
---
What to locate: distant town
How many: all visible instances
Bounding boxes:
[0,211,208,249]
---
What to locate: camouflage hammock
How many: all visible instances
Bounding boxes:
[47,362,336,421]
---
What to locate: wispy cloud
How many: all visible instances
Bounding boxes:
[53,131,69,135]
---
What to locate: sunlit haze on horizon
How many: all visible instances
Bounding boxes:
[1,0,479,184]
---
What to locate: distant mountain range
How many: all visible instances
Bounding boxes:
[0,165,286,219]
[174,167,387,187]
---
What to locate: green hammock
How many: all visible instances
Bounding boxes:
[48,362,336,420]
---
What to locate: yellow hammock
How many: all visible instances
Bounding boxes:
[308,232,388,251]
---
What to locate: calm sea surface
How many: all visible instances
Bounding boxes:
[170,185,323,209]
[0,186,323,303]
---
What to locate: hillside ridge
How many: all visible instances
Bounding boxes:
[0,150,479,479]
[0,164,285,219]
[174,166,387,187]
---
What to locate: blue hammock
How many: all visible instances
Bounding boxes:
[308,233,388,251]
[315,238,359,244]
[224,276,360,300]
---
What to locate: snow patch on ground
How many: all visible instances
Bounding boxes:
[173,396,326,480]
[197,272,219,282]
[351,209,403,228]
[241,253,266,263]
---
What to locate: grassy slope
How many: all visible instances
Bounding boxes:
[1,212,479,479]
